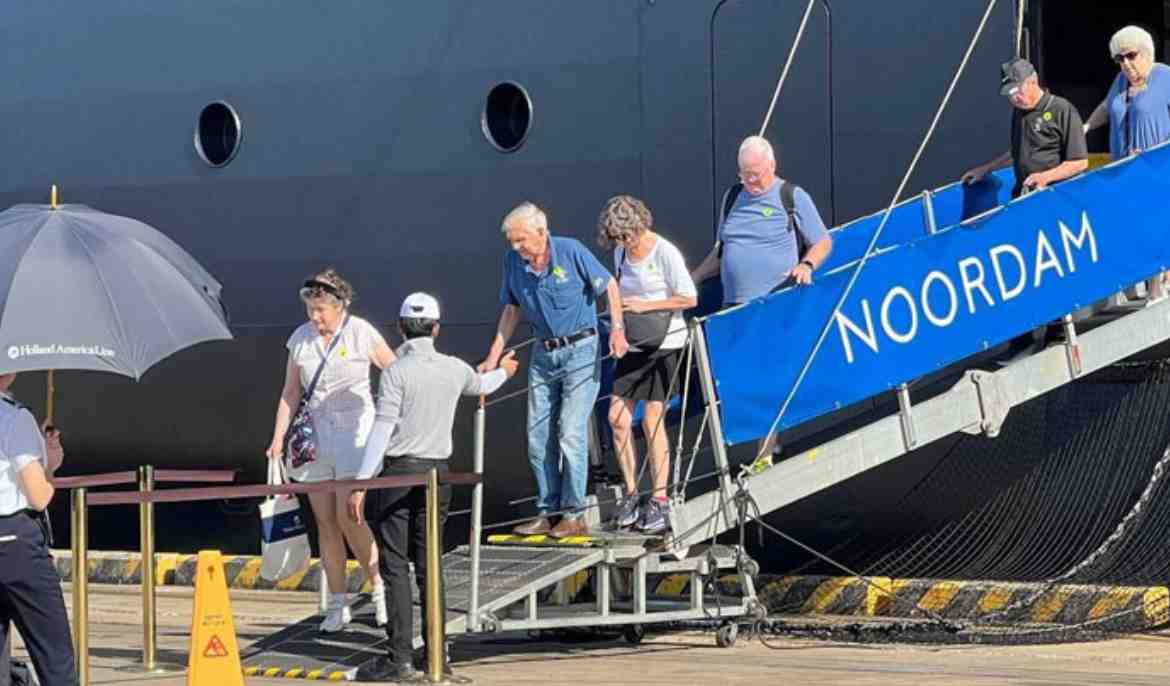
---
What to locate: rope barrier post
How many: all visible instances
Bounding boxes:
[138,465,159,672]
[71,487,89,686]
[468,397,485,632]
[424,467,446,683]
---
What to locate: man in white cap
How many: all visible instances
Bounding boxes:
[349,292,518,682]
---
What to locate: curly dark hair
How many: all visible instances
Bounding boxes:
[300,267,355,305]
[597,195,653,249]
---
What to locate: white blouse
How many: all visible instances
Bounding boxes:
[286,315,387,416]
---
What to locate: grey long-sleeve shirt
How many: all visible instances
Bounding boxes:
[357,336,506,479]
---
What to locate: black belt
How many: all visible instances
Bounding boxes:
[541,327,596,351]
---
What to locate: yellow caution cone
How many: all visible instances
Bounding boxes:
[187,550,244,686]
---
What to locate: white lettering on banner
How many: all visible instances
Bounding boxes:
[1059,215,1098,273]
[880,287,917,343]
[990,244,1027,301]
[958,257,995,314]
[1033,230,1065,286]
[835,213,1099,364]
[7,344,116,360]
[834,301,879,364]
[921,270,958,327]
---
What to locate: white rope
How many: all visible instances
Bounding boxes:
[750,0,1001,460]
[1015,0,1026,58]
[758,0,818,137]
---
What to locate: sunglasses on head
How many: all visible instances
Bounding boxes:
[299,279,342,300]
[1115,50,1141,64]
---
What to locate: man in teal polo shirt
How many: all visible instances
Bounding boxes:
[480,202,628,538]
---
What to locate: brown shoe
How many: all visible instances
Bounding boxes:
[549,517,589,539]
[513,517,552,536]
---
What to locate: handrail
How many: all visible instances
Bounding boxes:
[153,469,236,483]
[53,471,138,488]
[52,468,237,489]
[86,472,481,506]
[69,468,479,685]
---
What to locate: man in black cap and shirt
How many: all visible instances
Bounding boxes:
[962,58,1088,197]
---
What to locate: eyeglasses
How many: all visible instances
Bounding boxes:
[738,170,764,182]
[607,231,636,244]
[1115,51,1141,64]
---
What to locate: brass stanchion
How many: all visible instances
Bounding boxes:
[139,465,159,671]
[425,468,446,684]
[71,487,89,686]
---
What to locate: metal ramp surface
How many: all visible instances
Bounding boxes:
[240,544,603,680]
[673,297,1170,549]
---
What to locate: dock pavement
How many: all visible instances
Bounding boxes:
[8,584,1169,685]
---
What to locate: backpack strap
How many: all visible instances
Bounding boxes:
[716,182,743,258]
[780,181,800,232]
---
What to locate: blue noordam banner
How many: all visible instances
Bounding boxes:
[703,144,1170,445]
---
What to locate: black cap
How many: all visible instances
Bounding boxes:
[1000,58,1036,95]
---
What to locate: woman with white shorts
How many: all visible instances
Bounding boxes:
[266,269,396,632]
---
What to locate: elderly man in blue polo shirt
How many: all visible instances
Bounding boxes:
[481,202,628,538]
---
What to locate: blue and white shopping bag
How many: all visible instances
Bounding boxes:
[259,460,311,582]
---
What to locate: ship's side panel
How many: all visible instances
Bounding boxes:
[1,1,1020,552]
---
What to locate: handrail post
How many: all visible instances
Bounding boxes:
[138,465,158,671]
[424,468,446,683]
[468,398,485,632]
[71,487,89,686]
[689,321,737,521]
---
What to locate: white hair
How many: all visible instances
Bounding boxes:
[738,135,775,164]
[1110,25,1155,60]
[500,201,548,235]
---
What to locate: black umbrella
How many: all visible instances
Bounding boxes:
[0,195,232,383]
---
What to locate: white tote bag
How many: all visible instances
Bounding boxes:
[259,460,311,582]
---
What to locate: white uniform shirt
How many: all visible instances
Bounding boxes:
[0,394,46,515]
[613,235,697,350]
[286,315,387,416]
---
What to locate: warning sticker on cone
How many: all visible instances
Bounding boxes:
[203,635,229,658]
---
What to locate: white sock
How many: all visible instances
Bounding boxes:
[329,591,348,609]
[372,577,385,593]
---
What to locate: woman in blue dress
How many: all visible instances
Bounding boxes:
[1085,25,1170,297]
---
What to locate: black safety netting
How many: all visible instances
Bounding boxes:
[734,359,1170,644]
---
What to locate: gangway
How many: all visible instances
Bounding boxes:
[672,142,1170,549]
[239,139,1170,685]
[242,537,758,680]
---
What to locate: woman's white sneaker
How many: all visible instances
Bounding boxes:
[319,593,351,634]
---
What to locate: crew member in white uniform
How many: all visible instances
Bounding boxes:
[266,269,397,632]
[0,372,76,686]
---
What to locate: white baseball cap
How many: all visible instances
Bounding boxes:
[400,292,441,320]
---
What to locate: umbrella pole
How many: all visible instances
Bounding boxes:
[46,370,55,426]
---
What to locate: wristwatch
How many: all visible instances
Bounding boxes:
[799,260,815,271]
[612,322,625,331]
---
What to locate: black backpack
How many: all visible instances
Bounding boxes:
[717,180,806,255]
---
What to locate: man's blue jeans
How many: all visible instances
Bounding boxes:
[527,336,600,519]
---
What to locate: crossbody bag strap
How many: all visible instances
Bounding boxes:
[300,314,350,405]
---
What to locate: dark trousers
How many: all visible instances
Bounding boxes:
[364,458,451,666]
[0,511,78,686]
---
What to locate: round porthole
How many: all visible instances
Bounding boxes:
[481,82,533,153]
[194,101,242,167]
